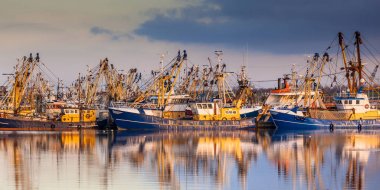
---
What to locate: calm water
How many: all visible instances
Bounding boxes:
[0,129,380,190]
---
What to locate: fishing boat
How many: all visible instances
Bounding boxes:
[255,64,325,127]
[270,32,380,130]
[109,50,257,130]
[0,53,97,129]
[270,91,380,130]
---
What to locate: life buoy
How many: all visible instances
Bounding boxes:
[365,104,369,109]
[222,117,227,120]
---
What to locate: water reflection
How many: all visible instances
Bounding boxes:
[0,130,379,190]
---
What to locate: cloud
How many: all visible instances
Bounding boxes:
[1,0,379,88]
[135,0,380,54]
[90,26,133,41]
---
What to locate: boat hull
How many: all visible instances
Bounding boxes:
[270,110,380,131]
[109,107,256,131]
[240,107,261,119]
[0,117,97,130]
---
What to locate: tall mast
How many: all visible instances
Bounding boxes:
[78,73,82,122]
[355,31,363,83]
[160,53,165,74]
[338,32,352,93]
[214,51,226,105]
[291,64,297,89]
[56,78,60,101]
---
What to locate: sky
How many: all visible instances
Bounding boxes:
[1,0,379,88]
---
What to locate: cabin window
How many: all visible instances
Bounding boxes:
[356,100,360,104]
[71,110,74,114]
[349,100,352,104]
[207,104,212,109]
[202,104,207,109]
[197,104,202,109]
[65,110,68,114]
[344,100,348,104]
[233,111,237,114]
[75,110,78,114]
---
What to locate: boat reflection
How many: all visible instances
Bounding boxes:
[0,129,379,190]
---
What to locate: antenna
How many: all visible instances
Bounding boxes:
[215,50,223,64]
[159,52,168,73]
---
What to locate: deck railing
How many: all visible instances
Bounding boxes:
[110,102,160,109]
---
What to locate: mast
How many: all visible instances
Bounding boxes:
[338,32,352,93]
[355,31,363,83]
[78,73,82,122]
[12,53,39,114]
[233,65,252,108]
[164,50,187,105]
[290,64,298,89]
[303,53,319,107]
[160,53,165,74]
[56,78,60,101]
[311,53,329,109]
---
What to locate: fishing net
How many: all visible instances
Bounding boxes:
[309,110,353,120]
